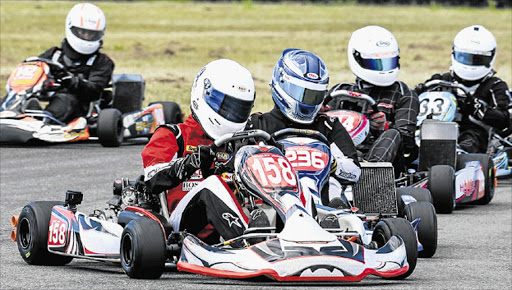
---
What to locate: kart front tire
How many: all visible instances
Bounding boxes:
[150,101,183,124]
[372,218,418,279]
[395,187,433,217]
[17,201,73,265]
[121,218,166,279]
[457,153,495,205]
[97,108,123,147]
[428,165,456,214]
[404,201,438,258]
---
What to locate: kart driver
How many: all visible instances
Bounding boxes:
[141,59,256,245]
[38,2,114,123]
[414,25,511,153]
[245,48,361,206]
[324,26,420,175]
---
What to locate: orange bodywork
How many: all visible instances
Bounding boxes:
[7,61,49,94]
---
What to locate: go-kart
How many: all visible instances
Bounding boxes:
[415,79,510,179]
[323,88,496,215]
[0,57,183,147]
[10,130,414,281]
[273,128,436,260]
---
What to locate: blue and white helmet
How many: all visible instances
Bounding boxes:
[271,49,329,124]
[191,59,255,140]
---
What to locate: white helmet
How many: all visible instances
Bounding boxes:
[65,3,106,55]
[191,59,256,140]
[347,26,400,87]
[451,25,497,81]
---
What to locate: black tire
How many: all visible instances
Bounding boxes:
[372,218,418,279]
[457,153,495,205]
[121,218,166,279]
[17,201,73,265]
[395,187,433,217]
[150,101,183,124]
[403,201,438,258]
[427,165,456,214]
[97,108,123,147]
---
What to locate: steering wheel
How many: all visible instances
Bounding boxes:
[272,128,328,144]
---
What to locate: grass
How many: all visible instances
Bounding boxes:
[1,1,511,115]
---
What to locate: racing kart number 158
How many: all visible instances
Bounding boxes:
[10,130,416,282]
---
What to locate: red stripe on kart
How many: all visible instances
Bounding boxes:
[125,206,167,242]
[177,262,408,281]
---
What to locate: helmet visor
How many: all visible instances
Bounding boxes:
[203,82,253,124]
[71,27,104,41]
[356,56,399,71]
[453,49,495,67]
[279,78,326,106]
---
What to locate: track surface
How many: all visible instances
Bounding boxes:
[1,141,511,289]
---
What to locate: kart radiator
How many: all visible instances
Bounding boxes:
[112,74,145,114]
[352,162,398,216]
[419,120,458,171]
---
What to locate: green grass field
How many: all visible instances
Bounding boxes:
[1,1,510,115]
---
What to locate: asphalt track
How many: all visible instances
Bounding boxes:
[0,140,511,289]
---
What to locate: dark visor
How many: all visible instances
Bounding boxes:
[453,49,495,67]
[279,79,326,106]
[71,27,104,41]
[354,50,399,71]
[203,84,253,123]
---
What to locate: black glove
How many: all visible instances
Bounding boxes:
[60,72,79,89]
[414,83,426,95]
[170,144,216,181]
[466,97,488,120]
[189,144,216,177]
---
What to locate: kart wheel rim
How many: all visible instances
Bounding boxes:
[373,231,386,247]
[18,217,32,250]
[121,234,134,266]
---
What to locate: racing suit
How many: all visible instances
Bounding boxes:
[415,72,511,153]
[142,114,248,244]
[39,39,114,122]
[245,107,361,205]
[325,78,420,174]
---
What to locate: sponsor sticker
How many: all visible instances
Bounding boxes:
[182,181,199,191]
[307,72,319,79]
[376,40,390,47]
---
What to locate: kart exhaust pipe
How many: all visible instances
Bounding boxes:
[11,215,18,227]
[10,229,17,242]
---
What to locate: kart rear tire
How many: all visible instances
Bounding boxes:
[457,153,495,205]
[427,165,456,214]
[97,108,123,147]
[150,101,183,124]
[403,201,437,258]
[395,187,433,217]
[17,201,73,265]
[372,218,418,279]
[121,218,166,279]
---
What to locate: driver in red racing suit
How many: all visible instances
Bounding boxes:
[141,59,256,244]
